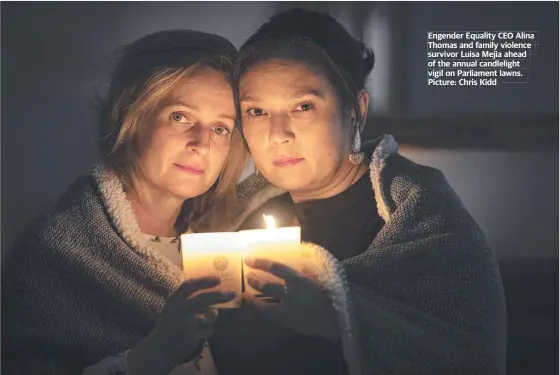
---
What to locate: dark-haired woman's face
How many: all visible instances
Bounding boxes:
[239,59,353,194]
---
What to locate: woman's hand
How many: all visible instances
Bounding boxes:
[128,276,235,375]
[243,257,340,341]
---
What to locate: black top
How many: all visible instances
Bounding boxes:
[210,172,384,375]
[295,172,383,261]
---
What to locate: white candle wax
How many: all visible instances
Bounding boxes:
[239,215,301,296]
[180,232,244,309]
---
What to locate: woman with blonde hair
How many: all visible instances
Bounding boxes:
[2,30,247,375]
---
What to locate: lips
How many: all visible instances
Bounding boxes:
[174,163,204,175]
[273,157,304,167]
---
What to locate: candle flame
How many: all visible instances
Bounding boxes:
[263,214,276,229]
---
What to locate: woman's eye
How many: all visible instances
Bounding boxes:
[213,126,231,136]
[171,113,188,123]
[295,103,315,112]
[246,108,266,117]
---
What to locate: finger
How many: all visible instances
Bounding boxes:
[246,272,286,299]
[243,292,286,320]
[191,318,216,338]
[205,307,220,320]
[197,307,219,322]
[191,310,220,339]
[243,292,270,307]
[187,290,236,312]
[244,257,300,281]
[173,277,221,301]
[194,308,219,328]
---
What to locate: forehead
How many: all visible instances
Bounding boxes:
[173,66,232,98]
[239,59,333,99]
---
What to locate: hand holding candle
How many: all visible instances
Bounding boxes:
[240,217,339,340]
[127,277,235,375]
[242,256,340,341]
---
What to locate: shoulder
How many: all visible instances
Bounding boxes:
[8,174,108,257]
[42,175,104,235]
[2,173,115,299]
[382,152,451,195]
[368,134,449,192]
[367,135,464,222]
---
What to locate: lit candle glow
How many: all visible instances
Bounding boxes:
[180,232,244,309]
[180,214,302,307]
[240,214,302,296]
[263,214,275,229]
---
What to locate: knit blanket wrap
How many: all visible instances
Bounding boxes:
[2,134,506,375]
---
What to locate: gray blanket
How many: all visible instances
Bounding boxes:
[2,166,184,374]
[227,134,507,375]
[2,135,507,375]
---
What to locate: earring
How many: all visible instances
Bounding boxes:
[349,128,364,165]
[255,164,259,176]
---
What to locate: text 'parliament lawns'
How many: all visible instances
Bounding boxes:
[426,32,538,87]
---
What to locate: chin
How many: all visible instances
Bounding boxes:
[266,173,313,192]
[168,174,216,199]
[170,185,212,200]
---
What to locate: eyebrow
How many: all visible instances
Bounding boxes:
[288,89,325,100]
[240,89,326,103]
[166,100,235,121]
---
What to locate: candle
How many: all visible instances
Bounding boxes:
[180,232,244,309]
[240,214,301,296]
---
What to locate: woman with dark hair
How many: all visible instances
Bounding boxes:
[2,30,248,375]
[208,8,506,375]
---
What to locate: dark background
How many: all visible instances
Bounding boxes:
[2,2,558,374]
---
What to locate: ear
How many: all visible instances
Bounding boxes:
[356,89,370,132]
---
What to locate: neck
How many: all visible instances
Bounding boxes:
[290,160,369,203]
[127,182,185,238]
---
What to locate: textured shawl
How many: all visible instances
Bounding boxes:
[2,134,507,375]
[1,166,184,374]
[228,134,507,375]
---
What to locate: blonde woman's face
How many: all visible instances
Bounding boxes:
[136,67,235,199]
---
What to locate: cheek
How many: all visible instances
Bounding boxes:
[141,131,183,169]
[327,116,350,156]
[242,125,265,154]
[306,133,341,164]
[301,120,346,161]
[140,121,168,152]
[209,140,231,169]
[136,135,159,168]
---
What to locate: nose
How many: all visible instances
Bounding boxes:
[269,113,294,145]
[186,123,211,156]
